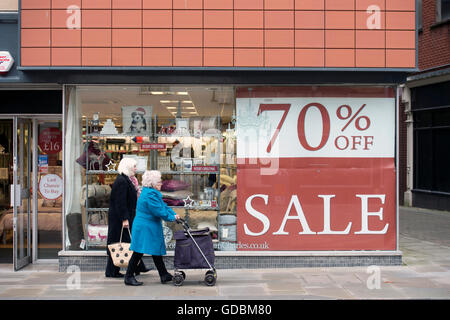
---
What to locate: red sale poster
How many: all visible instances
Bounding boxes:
[236,87,397,251]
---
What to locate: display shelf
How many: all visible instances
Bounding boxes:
[86,170,119,175]
[85,170,219,175]
[160,170,219,175]
[168,206,219,211]
[86,208,109,212]
[86,206,219,212]
[85,133,140,138]
[155,133,221,138]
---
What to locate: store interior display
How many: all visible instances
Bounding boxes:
[75,141,111,171]
[75,86,237,251]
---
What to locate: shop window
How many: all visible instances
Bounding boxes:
[64,85,237,251]
[418,0,423,30]
[65,85,398,252]
[437,0,450,22]
[413,108,450,193]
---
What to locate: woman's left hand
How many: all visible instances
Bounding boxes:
[174,214,181,220]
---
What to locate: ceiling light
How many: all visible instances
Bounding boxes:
[176,92,189,95]
[151,91,165,95]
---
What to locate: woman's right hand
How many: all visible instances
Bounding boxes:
[174,215,181,220]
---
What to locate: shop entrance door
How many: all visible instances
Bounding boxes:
[13,117,32,270]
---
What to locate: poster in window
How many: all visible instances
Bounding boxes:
[122,106,152,135]
[235,87,397,251]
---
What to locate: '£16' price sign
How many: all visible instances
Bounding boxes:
[237,97,395,159]
[38,128,62,155]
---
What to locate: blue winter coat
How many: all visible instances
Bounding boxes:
[130,187,176,256]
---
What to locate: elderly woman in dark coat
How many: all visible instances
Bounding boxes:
[105,157,150,278]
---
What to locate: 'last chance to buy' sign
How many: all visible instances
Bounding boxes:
[39,174,63,200]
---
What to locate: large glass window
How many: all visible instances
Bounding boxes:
[65,85,397,252]
[64,85,237,251]
[413,108,450,193]
[437,0,450,22]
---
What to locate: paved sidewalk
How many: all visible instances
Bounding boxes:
[0,206,449,300]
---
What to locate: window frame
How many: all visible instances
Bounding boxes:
[436,0,450,22]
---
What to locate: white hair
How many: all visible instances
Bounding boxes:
[142,170,162,188]
[117,157,137,177]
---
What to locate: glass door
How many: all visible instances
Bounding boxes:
[13,117,32,270]
[35,119,63,259]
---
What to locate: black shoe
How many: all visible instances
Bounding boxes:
[105,272,124,278]
[160,273,173,284]
[124,275,143,286]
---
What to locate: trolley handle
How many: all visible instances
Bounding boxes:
[176,218,190,230]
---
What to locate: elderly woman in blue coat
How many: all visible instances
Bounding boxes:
[124,170,180,286]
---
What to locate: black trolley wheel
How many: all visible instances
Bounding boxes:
[204,270,217,286]
[173,273,184,286]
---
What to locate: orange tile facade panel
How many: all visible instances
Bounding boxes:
[234,29,264,48]
[234,0,264,10]
[204,0,233,10]
[295,49,324,67]
[143,29,172,47]
[52,0,81,10]
[52,47,81,66]
[21,0,50,9]
[112,0,142,9]
[112,48,142,66]
[295,30,324,48]
[173,29,203,47]
[356,49,385,68]
[143,0,172,9]
[143,48,173,66]
[81,0,111,9]
[112,10,142,28]
[82,29,112,47]
[173,48,203,66]
[204,48,233,66]
[204,29,233,47]
[143,10,172,28]
[204,10,233,29]
[112,29,142,48]
[51,29,81,47]
[21,29,51,47]
[295,0,324,10]
[173,0,203,10]
[82,48,111,66]
[234,49,263,66]
[21,48,51,66]
[20,2,416,68]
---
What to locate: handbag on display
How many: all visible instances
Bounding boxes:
[107,227,133,268]
[76,141,111,171]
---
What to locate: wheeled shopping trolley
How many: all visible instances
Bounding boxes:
[173,219,217,286]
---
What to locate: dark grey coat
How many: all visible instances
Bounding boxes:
[106,173,138,245]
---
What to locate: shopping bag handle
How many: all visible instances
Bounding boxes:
[119,225,132,243]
